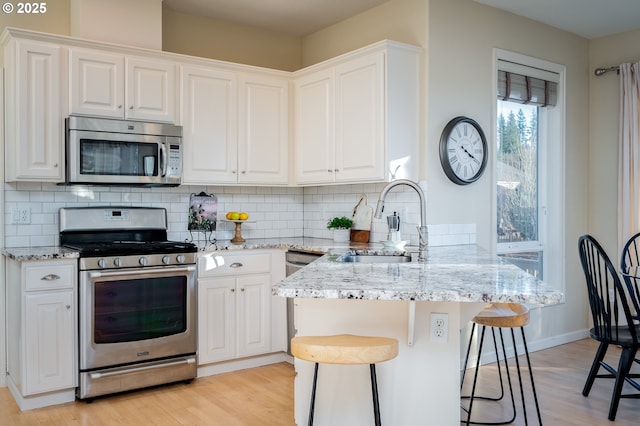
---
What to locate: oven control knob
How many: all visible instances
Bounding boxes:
[139,257,148,266]
[162,256,171,265]
[113,258,123,268]
[176,255,186,264]
[97,258,107,268]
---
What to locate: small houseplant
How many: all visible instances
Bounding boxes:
[327,216,353,242]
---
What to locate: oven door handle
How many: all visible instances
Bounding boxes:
[89,357,196,380]
[89,265,196,279]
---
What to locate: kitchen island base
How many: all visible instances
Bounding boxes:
[293,297,487,426]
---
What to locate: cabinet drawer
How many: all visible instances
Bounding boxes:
[25,261,76,291]
[198,252,271,277]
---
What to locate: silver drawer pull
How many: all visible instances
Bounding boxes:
[41,274,61,281]
[230,262,243,268]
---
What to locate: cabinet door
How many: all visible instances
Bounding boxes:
[126,57,176,122]
[6,40,63,181]
[237,274,271,358]
[181,65,238,184]
[238,73,289,185]
[24,291,75,395]
[334,52,385,182]
[197,277,236,364]
[69,48,125,118]
[295,69,335,184]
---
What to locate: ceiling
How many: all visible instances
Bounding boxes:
[473,0,640,39]
[162,0,640,39]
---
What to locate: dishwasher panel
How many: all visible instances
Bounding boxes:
[285,250,323,354]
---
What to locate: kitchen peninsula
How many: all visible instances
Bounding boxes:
[273,244,563,426]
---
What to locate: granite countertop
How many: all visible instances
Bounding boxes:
[1,237,363,260]
[196,236,361,253]
[3,241,563,306]
[2,246,80,261]
[272,244,563,305]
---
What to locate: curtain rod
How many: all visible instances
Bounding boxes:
[594,66,620,76]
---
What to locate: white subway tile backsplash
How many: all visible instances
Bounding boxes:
[3,181,475,248]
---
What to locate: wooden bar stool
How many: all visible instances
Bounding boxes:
[460,303,542,425]
[291,334,399,426]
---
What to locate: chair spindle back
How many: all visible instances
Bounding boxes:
[578,235,637,344]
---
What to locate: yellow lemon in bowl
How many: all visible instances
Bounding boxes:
[239,212,249,221]
[225,211,236,220]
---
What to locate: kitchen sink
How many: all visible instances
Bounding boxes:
[336,253,415,263]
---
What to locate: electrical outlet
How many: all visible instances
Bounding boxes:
[12,207,31,224]
[430,313,449,343]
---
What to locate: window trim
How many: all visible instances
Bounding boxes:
[492,49,566,295]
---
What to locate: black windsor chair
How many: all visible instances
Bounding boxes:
[620,231,640,321]
[578,234,640,421]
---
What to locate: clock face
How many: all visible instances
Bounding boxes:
[439,117,488,185]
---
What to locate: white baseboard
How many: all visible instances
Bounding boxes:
[7,377,76,411]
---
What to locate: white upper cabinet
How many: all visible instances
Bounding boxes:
[70,48,176,122]
[3,28,419,187]
[180,65,238,184]
[238,73,289,185]
[294,41,420,185]
[180,65,289,186]
[334,52,384,182]
[4,38,64,182]
[295,69,335,184]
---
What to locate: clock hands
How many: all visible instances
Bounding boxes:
[459,144,481,164]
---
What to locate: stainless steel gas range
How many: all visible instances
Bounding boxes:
[59,207,198,400]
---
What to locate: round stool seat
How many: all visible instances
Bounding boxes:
[473,303,530,328]
[291,334,399,365]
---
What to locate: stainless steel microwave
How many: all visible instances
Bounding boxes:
[65,116,183,186]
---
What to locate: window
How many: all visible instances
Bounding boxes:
[494,51,565,285]
[497,101,543,277]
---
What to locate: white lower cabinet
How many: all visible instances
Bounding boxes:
[5,258,78,410]
[197,250,286,367]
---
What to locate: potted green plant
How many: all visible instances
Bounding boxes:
[327,216,353,242]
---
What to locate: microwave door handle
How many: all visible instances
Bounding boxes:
[160,143,168,177]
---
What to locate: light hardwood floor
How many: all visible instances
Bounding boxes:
[2,338,640,425]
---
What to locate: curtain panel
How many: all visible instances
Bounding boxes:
[618,62,640,252]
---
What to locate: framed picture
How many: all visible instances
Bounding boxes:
[188,192,217,231]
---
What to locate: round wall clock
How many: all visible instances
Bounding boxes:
[439,116,488,185]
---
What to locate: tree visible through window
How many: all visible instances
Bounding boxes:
[497,101,543,278]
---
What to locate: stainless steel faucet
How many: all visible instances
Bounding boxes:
[374,179,428,262]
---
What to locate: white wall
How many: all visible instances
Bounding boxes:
[70,0,162,50]
[589,29,640,255]
[427,0,591,343]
